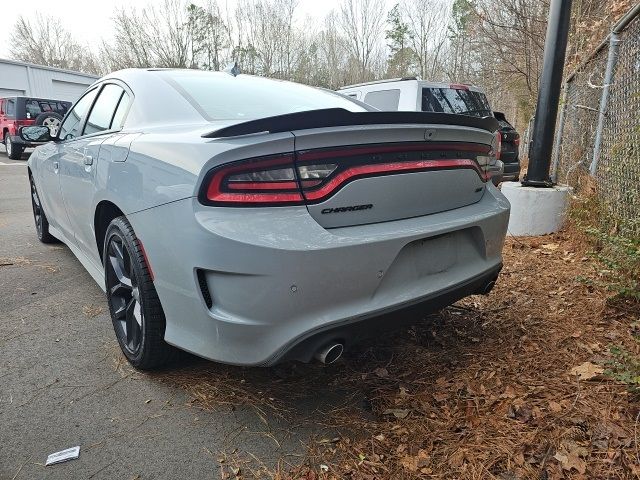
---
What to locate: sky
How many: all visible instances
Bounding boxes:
[0,0,345,58]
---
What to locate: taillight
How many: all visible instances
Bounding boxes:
[494,130,502,160]
[201,142,494,206]
[514,135,521,147]
[297,143,490,203]
[202,153,304,206]
[14,120,35,128]
[476,131,503,182]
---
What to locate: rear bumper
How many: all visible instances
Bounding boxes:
[128,184,510,366]
[502,161,520,181]
[277,263,502,364]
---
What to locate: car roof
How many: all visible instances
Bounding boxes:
[0,96,71,103]
[339,77,486,94]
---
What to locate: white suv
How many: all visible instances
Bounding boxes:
[338,77,493,116]
[339,78,508,184]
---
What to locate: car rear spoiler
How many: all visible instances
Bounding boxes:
[202,108,499,139]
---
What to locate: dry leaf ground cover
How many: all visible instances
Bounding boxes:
[159,229,640,479]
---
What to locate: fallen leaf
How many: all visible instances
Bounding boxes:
[570,362,604,380]
[554,450,586,474]
[433,392,449,402]
[548,401,562,412]
[399,449,430,472]
[383,408,410,419]
[501,385,517,399]
[374,367,389,378]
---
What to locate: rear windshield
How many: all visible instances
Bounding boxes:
[160,71,367,121]
[20,99,71,119]
[421,87,491,117]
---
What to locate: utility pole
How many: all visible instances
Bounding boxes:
[522,0,573,187]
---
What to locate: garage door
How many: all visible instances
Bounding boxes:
[0,88,25,97]
[51,80,90,103]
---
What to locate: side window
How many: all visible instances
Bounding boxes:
[25,100,42,119]
[58,88,99,141]
[83,84,126,136]
[6,99,15,117]
[363,89,400,111]
[110,91,131,130]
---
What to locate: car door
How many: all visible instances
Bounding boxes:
[38,88,100,239]
[58,83,131,264]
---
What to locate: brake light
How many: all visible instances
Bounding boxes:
[14,119,35,128]
[475,131,503,182]
[201,142,494,206]
[203,153,304,206]
[449,83,470,90]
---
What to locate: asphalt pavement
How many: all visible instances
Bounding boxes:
[0,151,336,479]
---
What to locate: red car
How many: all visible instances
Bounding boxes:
[0,96,71,159]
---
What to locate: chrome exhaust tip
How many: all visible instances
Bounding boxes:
[481,280,496,295]
[314,343,344,364]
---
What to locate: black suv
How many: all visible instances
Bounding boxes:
[493,111,521,182]
[0,97,71,159]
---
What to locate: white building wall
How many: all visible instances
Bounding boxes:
[0,59,99,103]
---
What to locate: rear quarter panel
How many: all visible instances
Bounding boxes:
[94,129,296,215]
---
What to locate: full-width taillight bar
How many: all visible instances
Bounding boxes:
[200,142,494,207]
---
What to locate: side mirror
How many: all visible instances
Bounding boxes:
[20,126,53,143]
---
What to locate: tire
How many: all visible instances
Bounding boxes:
[35,112,63,137]
[104,216,176,369]
[29,174,57,243]
[5,133,24,160]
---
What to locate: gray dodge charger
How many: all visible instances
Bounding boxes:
[22,69,510,369]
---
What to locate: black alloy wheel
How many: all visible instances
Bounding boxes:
[29,174,56,243]
[104,216,176,369]
[106,234,143,355]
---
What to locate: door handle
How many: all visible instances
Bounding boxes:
[84,155,93,166]
[53,161,59,171]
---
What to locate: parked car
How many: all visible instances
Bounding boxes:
[339,78,506,183]
[339,78,493,116]
[0,96,71,159]
[23,69,509,369]
[493,111,521,182]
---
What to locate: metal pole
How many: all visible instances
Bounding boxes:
[589,32,621,175]
[551,84,569,182]
[523,0,573,187]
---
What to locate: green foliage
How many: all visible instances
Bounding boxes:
[385,4,417,77]
[570,196,640,300]
[449,0,476,37]
[606,343,640,392]
[186,3,228,71]
[386,4,411,53]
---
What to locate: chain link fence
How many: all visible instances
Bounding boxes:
[551,5,640,236]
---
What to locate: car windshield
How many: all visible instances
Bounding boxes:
[160,71,367,121]
[421,87,492,117]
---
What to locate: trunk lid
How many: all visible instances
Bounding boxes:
[291,123,495,228]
